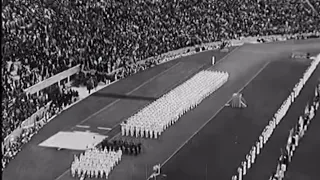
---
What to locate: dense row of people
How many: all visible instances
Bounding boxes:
[269,84,319,180]
[122,71,229,138]
[308,0,320,13]
[71,148,122,179]
[2,83,78,139]
[2,86,79,170]
[2,120,43,171]
[99,139,142,156]
[232,56,320,180]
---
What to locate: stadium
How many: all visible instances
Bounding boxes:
[2,1,320,180]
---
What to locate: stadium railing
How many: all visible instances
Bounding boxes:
[23,65,81,95]
[3,102,52,147]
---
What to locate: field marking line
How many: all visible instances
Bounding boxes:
[54,62,181,180]
[213,46,242,67]
[107,60,210,133]
[156,60,271,175]
[71,62,182,128]
[55,48,239,180]
[75,125,90,128]
[97,127,112,130]
[108,46,242,142]
[238,49,280,55]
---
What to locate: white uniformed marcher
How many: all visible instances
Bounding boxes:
[256,141,260,155]
[251,147,256,164]
[122,71,229,138]
[246,154,251,169]
[232,175,237,180]
[238,167,243,180]
[242,161,247,175]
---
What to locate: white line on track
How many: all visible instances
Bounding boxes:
[55,47,241,180]
[107,61,211,141]
[97,127,112,130]
[71,62,182,129]
[75,125,90,128]
[156,59,271,177]
[55,62,182,180]
[106,47,243,144]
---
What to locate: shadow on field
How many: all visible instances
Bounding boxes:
[92,92,157,102]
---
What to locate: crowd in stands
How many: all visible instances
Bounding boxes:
[308,0,320,13]
[2,0,320,170]
[2,86,79,170]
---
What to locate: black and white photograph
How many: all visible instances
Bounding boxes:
[1,0,320,180]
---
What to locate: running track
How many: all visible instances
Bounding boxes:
[3,39,320,180]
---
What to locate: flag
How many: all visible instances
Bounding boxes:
[153,164,161,175]
[287,128,294,145]
[304,103,309,114]
[228,93,248,108]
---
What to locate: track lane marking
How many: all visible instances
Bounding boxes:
[75,125,90,128]
[108,46,243,142]
[54,62,182,180]
[152,60,271,179]
[70,62,182,130]
[97,127,112,131]
[55,47,239,180]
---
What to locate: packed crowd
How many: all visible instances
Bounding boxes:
[71,148,122,179]
[2,83,79,139]
[2,120,44,171]
[121,71,229,138]
[269,84,319,180]
[98,139,142,156]
[2,86,79,170]
[308,0,320,13]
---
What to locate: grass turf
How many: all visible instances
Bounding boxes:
[160,59,309,180]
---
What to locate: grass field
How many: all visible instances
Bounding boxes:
[2,39,320,180]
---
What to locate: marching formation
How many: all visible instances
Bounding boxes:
[99,139,142,156]
[121,70,229,139]
[232,55,320,180]
[70,148,122,179]
[269,83,319,180]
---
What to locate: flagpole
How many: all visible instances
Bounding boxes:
[146,165,147,180]
[206,164,207,180]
